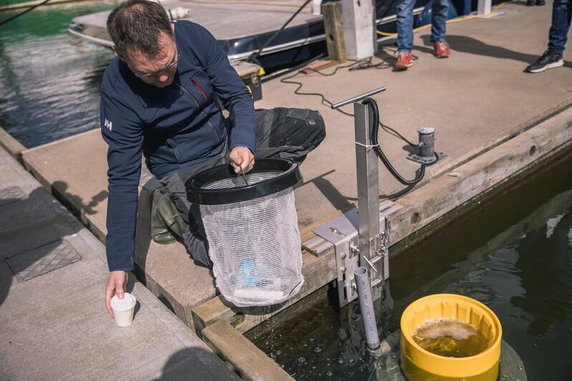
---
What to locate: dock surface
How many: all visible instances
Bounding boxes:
[1,2,571,379]
[0,146,239,380]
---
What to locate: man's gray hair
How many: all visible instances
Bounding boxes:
[107,0,173,57]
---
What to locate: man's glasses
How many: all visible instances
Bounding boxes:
[133,49,180,79]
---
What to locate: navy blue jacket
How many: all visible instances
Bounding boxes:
[100,21,256,271]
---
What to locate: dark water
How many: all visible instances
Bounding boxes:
[251,152,572,381]
[0,1,115,147]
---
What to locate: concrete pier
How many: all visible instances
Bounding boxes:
[1,2,571,379]
[0,143,239,380]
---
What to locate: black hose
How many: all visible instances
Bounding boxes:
[261,52,326,83]
[362,97,426,186]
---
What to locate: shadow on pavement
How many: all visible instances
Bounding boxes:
[420,34,572,69]
[151,347,239,381]
[0,185,83,307]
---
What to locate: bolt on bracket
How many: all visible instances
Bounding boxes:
[313,206,391,307]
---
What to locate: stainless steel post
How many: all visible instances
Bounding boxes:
[354,267,380,350]
[354,100,384,291]
[331,86,386,109]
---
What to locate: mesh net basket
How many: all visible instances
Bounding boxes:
[186,159,304,307]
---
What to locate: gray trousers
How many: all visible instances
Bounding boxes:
[158,108,325,267]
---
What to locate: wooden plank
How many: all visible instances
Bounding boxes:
[192,296,237,335]
[299,59,339,74]
[302,235,333,257]
[321,2,346,62]
[300,208,344,241]
[202,320,294,381]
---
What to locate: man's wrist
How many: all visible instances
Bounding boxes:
[230,144,253,152]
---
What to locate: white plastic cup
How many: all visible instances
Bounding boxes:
[110,293,137,327]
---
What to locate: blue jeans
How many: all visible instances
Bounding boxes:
[548,0,572,54]
[396,0,449,52]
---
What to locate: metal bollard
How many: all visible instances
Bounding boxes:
[408,126,442,165]
[417,127,436,160]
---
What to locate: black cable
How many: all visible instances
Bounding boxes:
[306,58,369,76]
[281,71,350,114]
[348,57,374,71]
[277,62,439,196]
[380,122,416,146]
[279,59,369,117]
[276,55,435,167]
[346,49,417,71]
[249,0,312,64]
[260,52,327,83]
[386,184,416,200]
[0,0,50,27]
[362,97,426,186]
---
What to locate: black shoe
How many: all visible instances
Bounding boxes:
[536,0,545,5]
[526,0,535,5]
[525,51,564,73]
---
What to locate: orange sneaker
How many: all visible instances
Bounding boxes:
[394,51,413,70]
[433,41,451,58]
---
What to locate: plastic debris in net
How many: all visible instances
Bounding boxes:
[194,165,304,307]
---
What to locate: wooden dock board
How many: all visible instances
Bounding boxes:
[202,320,294,381]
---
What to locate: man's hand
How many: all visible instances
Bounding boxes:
[105,271,128,317]
[229,146,254,173]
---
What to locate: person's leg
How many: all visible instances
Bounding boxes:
[430,0,449,44]
[253,108,325,162]
[158,153,227,267]
[430,0,451,58]
[547,0,571,55]
[396,0,416,53]
[526,0,570,73]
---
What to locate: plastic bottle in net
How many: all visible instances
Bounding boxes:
[200,187,303,307]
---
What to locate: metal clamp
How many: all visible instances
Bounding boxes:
[313,207,392,307]
[314,209,360,306]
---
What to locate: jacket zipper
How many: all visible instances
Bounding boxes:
[190,77,208,102]
[178,84,221,142]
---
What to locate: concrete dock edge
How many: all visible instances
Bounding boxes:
[0,126,26,163]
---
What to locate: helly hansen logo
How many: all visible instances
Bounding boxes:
[104,118,113,131]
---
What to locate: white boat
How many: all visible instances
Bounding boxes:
[68,0,436,73]
[69,0,326,73]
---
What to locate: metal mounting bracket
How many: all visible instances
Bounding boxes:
[313,204,393,307]
[314,208,360,306]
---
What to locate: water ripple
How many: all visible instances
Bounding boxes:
[0,3,115,148]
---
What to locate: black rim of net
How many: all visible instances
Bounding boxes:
[185,158,301,205]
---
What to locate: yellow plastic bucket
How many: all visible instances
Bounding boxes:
[400,294,502,381]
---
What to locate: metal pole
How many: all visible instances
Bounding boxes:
[355,267,380,350]
[331,86,386,109]
[354,100,383,292]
